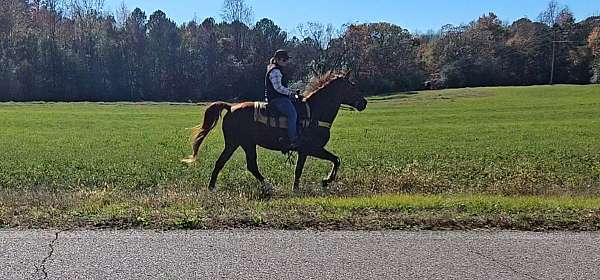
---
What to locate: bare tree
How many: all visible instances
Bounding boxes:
[35,0,66,13]
[537,0,573,27]
[537,0,560,26]
[115,1,129,28]
[68,0,104,19]
[297,22,336,50]
[296,22,342,74]
[220,0,253,25]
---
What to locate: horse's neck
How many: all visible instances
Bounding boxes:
[307,93,341,124]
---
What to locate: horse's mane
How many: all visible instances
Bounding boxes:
[303,70,346,100]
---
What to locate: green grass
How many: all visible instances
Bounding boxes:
[1,84,600,229]
[2,190,598,230]
[281,194,600,212]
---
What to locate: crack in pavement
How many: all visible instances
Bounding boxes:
[465,245,542,280]
[34,231,61,280]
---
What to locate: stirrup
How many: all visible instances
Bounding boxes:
[289,142,301,151]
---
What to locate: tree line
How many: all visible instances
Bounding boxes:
[1,0,599,102]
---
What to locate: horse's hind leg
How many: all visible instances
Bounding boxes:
[208,143,238,191]
[242,145,264,183]
[309,148,341,189]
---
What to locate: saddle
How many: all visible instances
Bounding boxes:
[253,102,332,129]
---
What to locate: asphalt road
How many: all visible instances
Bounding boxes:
[1,230,599,280]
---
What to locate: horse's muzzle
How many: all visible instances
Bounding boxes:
[354,99,367,111]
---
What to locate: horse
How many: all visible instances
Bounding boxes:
[182,71,367,195]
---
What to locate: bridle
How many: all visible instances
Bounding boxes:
[340,98,365,111]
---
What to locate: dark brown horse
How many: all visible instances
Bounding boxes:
[182,71,367,194]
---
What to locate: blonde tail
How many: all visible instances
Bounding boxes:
[182,102,231,163]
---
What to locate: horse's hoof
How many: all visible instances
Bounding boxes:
[181,157,196,164]
[321,180,329,189]
[208,186,216,192]
[261,181,274,198]
[260,190,273,200]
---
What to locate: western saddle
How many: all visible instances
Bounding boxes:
[253,102,332,129]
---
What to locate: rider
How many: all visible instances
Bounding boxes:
[265,49,301,150]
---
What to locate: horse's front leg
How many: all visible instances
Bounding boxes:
[293,153,308,193]
[309,148,341,188]
[242,144,272,198]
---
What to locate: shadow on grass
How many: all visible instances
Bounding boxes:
[368,91,420,102]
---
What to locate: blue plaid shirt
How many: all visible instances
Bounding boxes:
[268,69,291,96]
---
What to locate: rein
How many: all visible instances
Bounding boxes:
[340,105,355,111]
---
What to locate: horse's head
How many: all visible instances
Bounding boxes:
[336,71,367,111]
[303,70,367,111]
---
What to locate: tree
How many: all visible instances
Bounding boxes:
[253,18,287,62]
[362,23,424,91]
[124,8,147,100]
[589,27,600,83]
[199,18,219,99]
[506,18,553,85]
[538,0,561,27]
[296,22,338,74]
[114,0,129,27]
[332,23,424,93]
[556,7,575,28]
[2,2,600,102]
[0,0,32,101]
[219,0,253,60]
[334,24,370,80]
[220,0,253,26]
[146,10,180,100]
[551,7,587,84]
[424,14,509,88]
[30,0,72,100]
[67,0,109,100]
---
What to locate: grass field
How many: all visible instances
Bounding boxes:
[1,84,600,229]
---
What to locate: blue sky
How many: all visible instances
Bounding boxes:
[104,0,600,35]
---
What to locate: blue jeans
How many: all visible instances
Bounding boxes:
[270,97,299,142]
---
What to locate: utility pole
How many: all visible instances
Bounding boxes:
[550,41,556,85]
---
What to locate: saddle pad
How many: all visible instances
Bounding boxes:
[253,102,311,129]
